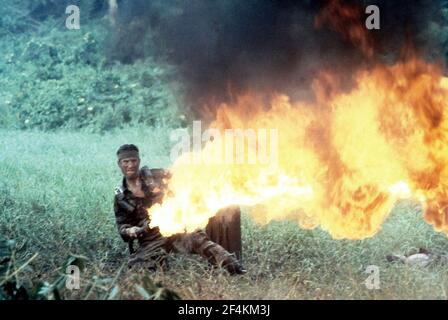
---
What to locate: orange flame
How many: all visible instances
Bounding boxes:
[148,57,448,239]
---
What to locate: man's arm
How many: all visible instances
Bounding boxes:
[114,197,134,242]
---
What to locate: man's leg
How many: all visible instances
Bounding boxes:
[128,234,168,271]
[166,229,246,275]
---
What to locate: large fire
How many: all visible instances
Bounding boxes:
[148,2,448,239]
[148,57,448,239]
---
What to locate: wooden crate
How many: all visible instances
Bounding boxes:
[205,205,242,261]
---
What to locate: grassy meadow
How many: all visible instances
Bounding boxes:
[2,128,448,299]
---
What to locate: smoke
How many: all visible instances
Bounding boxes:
[109,0,444,115]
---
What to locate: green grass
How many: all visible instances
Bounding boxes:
[2,128,448,299]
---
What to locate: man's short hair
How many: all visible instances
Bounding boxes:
[117,144,140,161]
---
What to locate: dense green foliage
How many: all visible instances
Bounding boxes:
[0,2,183,132]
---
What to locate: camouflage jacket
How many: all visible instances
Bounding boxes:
[113,166,170,243]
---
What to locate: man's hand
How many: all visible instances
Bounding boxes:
[126,226,142,239]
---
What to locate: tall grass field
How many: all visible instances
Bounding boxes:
[2,128,448,299]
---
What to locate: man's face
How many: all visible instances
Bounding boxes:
[118,157,140,179]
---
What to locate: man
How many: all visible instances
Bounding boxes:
[113,144,246,275]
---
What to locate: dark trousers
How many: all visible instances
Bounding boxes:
[128,229,239,272]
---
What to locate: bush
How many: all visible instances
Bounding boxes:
[0,6,183,132]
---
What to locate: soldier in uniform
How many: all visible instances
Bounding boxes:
[114,144,246,275]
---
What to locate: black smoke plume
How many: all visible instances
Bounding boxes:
[109,0,445,115]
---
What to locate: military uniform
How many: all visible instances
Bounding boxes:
[114,166,244,274]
